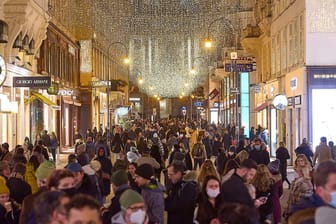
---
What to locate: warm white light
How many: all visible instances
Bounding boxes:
[138,78,144,84]
[190,68,196,74]
[205,39,212,48]
[124,57,130,64]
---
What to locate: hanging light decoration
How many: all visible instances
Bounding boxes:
[47,0,251,97]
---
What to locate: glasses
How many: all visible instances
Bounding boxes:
[128,205,146,211]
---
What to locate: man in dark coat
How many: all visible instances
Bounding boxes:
[220,159,258,208]
[165,163,197,224]
[295,138,314,166]
[276,142,291,186]
[249,138,270,165]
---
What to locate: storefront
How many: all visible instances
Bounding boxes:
[307,66,336,150]
[285,67,307,158]
[60,89,81,147]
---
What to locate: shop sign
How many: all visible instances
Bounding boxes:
[290,77,297,90]
[209,88,219,100]
[294,95,301,105]
[58,89,74,96]
[194,101,203,107]
[13,76,51,88]
[272,94,288,111]
[224,57,254,72]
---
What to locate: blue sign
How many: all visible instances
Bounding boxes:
[194,101,203,107]
[225,64,253,72]
[181,106,187,111]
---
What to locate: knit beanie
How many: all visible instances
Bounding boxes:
[268,159,280,173]
[35,160,56,180]
[0,176,9,194]
[111,170,128,187]
[135,163,154,180]
[119,189,144,209]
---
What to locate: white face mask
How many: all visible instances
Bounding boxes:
[130,209,146,224]
[206,188,220,198]
[228,151,234,156]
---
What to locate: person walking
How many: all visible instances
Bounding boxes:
[49,131,59,162]
[313,136,332,167]
[276,142,291,187]
[191,136,207,170]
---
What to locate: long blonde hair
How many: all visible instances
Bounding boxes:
[198,159,220,184]
[294,154,312,180]
[252,164,273,192]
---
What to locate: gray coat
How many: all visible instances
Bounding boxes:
[141,181,165,224]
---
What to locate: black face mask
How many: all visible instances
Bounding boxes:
[60,187,77,197]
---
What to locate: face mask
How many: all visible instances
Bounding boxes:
[330,191,336,207]
[206,188,220,198]
[61,187,77,197]
[255,145,261,150]
[228,152,234,156]
[130,209,146,224]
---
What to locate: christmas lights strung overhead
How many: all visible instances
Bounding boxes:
[47,0,253,97]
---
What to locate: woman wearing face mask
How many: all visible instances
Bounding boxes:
[198,160,220,187]
[195,175,221,224]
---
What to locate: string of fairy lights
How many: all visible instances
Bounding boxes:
[48,0,254,97]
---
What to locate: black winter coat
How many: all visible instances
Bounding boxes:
[165,180,197,224]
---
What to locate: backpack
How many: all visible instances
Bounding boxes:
[192,143,203,158]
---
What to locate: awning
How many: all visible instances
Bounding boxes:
[255,102,269,112]
[24,92,59,109]
[31,91,58,107]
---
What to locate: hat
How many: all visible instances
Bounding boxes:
[90,160,101,172]
[268,159,280,173]
[135,163,154,180]
[67,162,82,173]
[315,206,336,224]
[0,176,9,194]
[119,189,144,209]
[35,160,56,180]
[111,170,128,187]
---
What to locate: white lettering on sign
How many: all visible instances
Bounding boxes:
[58,89,74,96]
[290,78,297,90]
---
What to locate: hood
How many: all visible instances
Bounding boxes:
[111,211,126,224]
[82,164,96,175]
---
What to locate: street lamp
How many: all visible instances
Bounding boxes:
[204,16,235,49]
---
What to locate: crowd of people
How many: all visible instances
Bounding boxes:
[0,119,336,224]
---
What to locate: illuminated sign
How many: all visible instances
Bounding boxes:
[58,89,74,96]
[272,94,288,110]
[13,76,51,88]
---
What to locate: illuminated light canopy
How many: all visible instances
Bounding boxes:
[48,0,248,97]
